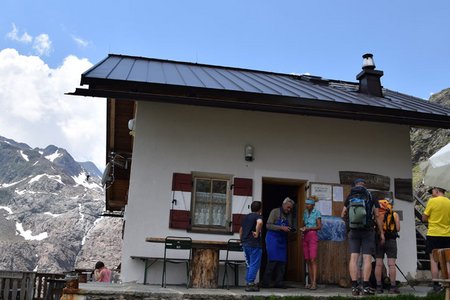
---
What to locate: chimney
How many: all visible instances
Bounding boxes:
[356,53,384,97]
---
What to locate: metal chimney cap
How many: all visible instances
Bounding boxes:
[362,53,376,69]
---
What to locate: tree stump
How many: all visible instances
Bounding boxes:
[190,248,219,288]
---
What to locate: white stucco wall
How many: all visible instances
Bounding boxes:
[121,101,416,284]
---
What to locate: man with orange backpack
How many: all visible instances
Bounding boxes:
[374,198,400,294]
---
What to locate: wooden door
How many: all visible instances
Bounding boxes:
[286,182,306,281]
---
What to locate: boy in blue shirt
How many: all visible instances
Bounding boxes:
[240,201,263,292]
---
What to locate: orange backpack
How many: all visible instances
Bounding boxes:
[378,199,398,237]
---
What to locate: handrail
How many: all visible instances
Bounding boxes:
[414,193,427,209]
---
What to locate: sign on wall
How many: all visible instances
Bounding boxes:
[339,171,390,191]
[394,178,413,202]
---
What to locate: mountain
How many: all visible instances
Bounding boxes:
[410,88,450,192]
[0,136,122,273]
[79,161,103,178]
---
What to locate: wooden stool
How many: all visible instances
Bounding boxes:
[432,248,450,300]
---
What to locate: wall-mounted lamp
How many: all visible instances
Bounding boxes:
[245,144,254,161]
[128,119,136,136]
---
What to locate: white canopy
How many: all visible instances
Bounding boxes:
[423,143,450,191]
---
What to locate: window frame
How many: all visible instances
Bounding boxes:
[190,172,232,234]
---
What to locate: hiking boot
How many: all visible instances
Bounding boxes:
[389,286,400,294]
[362,286,375,295]
[351,286,360,296]
[245,283,259,292]
[376,285,383,294]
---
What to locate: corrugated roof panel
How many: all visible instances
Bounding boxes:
[255,73,320,99]
[127,59,149,82]
[107,57,136,81]
[216,69,269,93]
[230,70,286,95]
[79,55,450,120]
[85,55,122,79]
[189,66,226,89]
[161,62,186,86]
[146,60,167,84]
[203,67,248,91]
[175,64,206,87]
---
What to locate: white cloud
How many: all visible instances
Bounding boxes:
[72,36,89,48]
[0,48,106,169]
[6,24,52,57]
[6,23,32,43]
[33,34,52,56]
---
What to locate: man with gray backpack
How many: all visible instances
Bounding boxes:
[341,178,385,296]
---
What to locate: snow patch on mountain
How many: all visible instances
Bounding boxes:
[16,223,48,241]
[72,172,101,189]
[45,150,62,162]
[44,212,62,217]
[1,178,26,188]
[29,174,64,185]
[19,150,29,161]
[0,206,13,214]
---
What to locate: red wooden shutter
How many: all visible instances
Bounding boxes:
[172,173,192,192]
[233,178,253,196]
[169,209,191,229]
[232,214,246,233]
[169,173,192,229]
[232,177,253,232]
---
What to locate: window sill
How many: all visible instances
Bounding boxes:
[188,227,234,235]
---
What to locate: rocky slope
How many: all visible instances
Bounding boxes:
[410,88,450,193]
[0,136,122,273]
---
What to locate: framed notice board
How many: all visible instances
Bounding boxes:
[309,182,351,216]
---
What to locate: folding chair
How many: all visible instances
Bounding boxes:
[161,236,192,288]
[221,238,246,289]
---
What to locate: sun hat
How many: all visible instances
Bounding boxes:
[428,187,447,194]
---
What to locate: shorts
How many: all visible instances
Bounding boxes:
[348,229,375,255]
[303,230,318,260]
[375,238,397,259]
[425,236,450,254]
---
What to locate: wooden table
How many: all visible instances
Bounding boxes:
[146,237,228,288]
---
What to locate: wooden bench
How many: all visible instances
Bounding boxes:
[219,259,246,287]
[131,256,162,285]
[432,248,450,298]
[0,270,35,300]
[131,256,189,285]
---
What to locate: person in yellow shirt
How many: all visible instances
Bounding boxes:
[422,186,450,293]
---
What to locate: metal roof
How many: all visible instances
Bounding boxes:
[72,54,450,128]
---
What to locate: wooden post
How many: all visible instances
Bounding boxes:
[190,248,219,288]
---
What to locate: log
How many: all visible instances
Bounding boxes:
[190,248,219,288]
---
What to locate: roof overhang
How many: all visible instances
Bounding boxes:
[71,84,450,129]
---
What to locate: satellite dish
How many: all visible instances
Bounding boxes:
[101,162,112,187]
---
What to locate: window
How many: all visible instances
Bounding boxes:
[191,172,232,233]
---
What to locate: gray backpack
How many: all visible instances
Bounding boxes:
[348,197,367,229]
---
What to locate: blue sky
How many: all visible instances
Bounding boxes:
[1,0,450,168]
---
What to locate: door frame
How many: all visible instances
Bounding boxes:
[261,177,307,282]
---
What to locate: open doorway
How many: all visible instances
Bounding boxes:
[260,178,307,283]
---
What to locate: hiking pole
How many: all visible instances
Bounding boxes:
[396,264,416,291]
